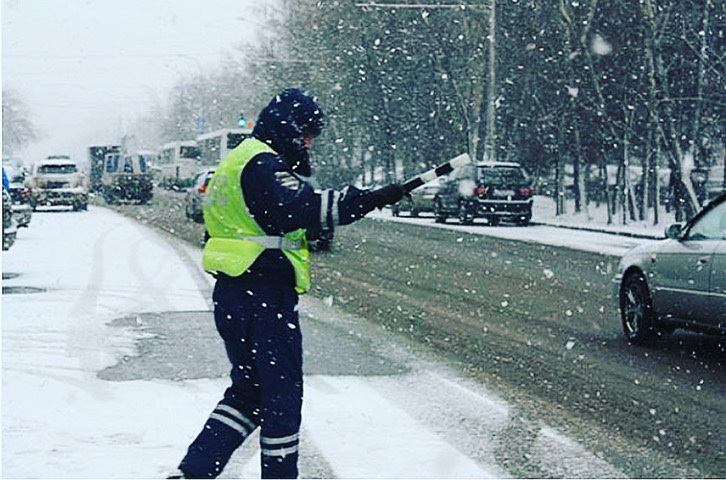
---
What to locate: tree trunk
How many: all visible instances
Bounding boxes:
[638,139,655,220]
[653,138,661,226]
[555,121,567,215]
[573,123,588,216]
[555,155,565,215]
[484,0,497,162]
[641,0,699,220]
[602,161,613,225]
[691,0,710,171]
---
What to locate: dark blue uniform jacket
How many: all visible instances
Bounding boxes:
[215,148,380,287]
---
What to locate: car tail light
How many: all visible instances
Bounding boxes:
[473,186,488,197]
[519,187,535,198]
[198,184,207,194]
[20,188,31,199]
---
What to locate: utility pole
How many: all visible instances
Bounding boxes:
[484,0,497,163]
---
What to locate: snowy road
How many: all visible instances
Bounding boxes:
[2,207,628,478]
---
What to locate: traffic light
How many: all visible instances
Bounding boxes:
[237,112,246,128]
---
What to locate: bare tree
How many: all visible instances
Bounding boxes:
[2,90,38,156]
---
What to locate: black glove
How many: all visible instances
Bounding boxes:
[372,183,406,208]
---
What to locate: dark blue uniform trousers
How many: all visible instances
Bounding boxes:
[180,279,303,479]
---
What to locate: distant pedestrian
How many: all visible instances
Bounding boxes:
[169,88,405,479]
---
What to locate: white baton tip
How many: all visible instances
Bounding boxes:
[449,153,472,168]
[420,171,438,182]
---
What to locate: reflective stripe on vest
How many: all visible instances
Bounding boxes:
[202,138,311,293]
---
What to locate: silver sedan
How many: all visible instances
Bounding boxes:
[613,193,726,344]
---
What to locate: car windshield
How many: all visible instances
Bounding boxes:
[7,169,24,183]
[687,201,726,240]
[180,146,201,160]
[478,166,529,186]
[38,164,77,174]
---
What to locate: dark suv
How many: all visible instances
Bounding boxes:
[434,162,534,226]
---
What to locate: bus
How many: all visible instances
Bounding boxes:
[156,140,202,188]
[196,128,252,165]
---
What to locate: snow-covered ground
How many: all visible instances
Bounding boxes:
[530,195,676,238]
[1,206,630,478]
[2,208,210,477]
[372,195,672,258]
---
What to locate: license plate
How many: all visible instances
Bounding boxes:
[495,190,515,196]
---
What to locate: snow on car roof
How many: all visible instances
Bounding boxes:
[475,161,522,167]
[35,159,78,165]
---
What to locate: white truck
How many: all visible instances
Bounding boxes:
[27,156,88,211]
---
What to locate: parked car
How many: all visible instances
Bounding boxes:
[392,181,441,217]
[27,156,88,211]
[434,162,534,226]
[185,168,215,223]
[3,188,18,250]
[5,166,32,227]
[613,193,726,345]
[101,152,153,204]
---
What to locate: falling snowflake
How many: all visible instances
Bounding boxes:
[591,34,612,56]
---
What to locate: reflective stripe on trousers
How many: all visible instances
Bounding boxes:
[179,279,303,479]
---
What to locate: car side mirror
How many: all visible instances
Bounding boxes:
[665,223,683,239]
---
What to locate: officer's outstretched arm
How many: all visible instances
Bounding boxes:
[320,184,405,228]
[243,154,404,238]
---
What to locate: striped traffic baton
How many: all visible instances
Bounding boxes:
[401,153,472,193]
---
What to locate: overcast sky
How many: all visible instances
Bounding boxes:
[2,0,267,165]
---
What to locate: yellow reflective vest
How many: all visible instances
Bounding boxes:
[202,138,311,293]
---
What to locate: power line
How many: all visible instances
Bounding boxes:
[355,2,486,8]
[2,52,226,60]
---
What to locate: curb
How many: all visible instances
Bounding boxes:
[531,221,664,240]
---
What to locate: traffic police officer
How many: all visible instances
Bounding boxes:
[172,88,405,479]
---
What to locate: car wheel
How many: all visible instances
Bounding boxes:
[392,205,400,217]
[458,203,473,225]
[410,207,420,218]
[434,199,447,223]
[620,272,657,345]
